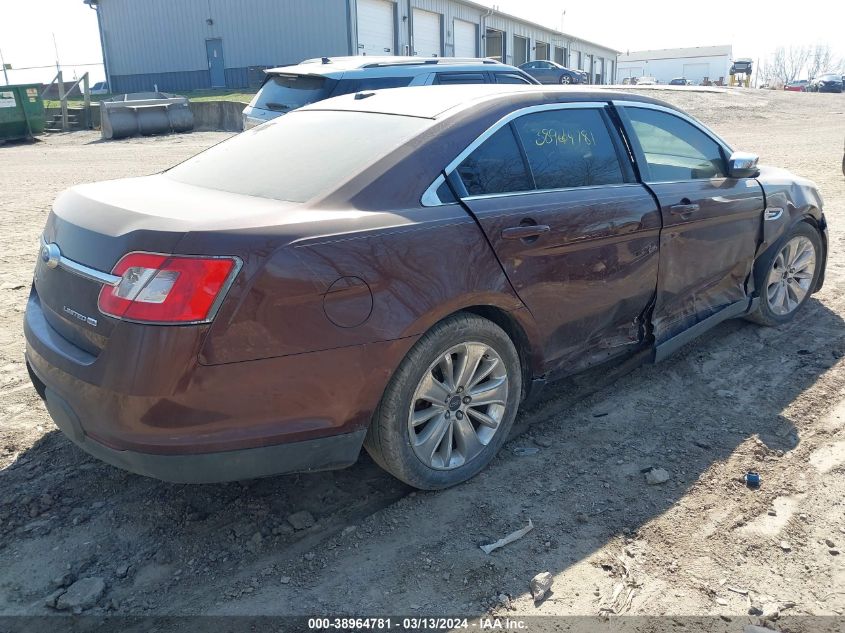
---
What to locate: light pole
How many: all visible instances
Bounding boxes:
[0,48,9,85]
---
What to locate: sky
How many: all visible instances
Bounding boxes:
[1,0,844,86]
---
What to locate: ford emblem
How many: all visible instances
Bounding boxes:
[41,243,61,269]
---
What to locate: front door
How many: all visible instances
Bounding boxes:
[206,39,225,88]
[453,104,661,375]
[618,104,764,345]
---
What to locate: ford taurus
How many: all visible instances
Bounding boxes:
[25,85,828,490]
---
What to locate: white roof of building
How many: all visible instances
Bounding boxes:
[619,45,732,63]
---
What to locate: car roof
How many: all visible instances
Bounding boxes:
[298,84,677,120]
[265,56,505,77]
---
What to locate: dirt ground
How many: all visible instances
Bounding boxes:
[0,88,844,628]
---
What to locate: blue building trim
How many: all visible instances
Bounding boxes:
[224,67,249,89]
[110,67,258,94]
[110,70,211,94]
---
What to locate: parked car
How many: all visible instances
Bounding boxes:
[90,81,109,95]
[241,56,538,129]
[808,74,843,93]
[636,76,657,85]
[669,77,691,86]
[784,80,809,92]
[26,85,828,490]
[518,60,587,85]
[730,59,754,76]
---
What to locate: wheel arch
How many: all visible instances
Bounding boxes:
[754,209,826,294]
[449,304,541,402]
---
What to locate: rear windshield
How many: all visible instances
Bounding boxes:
[165,111,429,203]
[254,74,336,112]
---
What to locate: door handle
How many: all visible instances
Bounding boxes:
[501,224,551,240]
[668,203,700,216]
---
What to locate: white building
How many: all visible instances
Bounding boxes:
[616,45,732,85]
[84,0,620,93]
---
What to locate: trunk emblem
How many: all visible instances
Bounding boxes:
[41,243,61,269]
[63,306,98,327]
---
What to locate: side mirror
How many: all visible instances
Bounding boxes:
[727,151,760,178]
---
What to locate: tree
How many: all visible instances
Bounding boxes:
[756,59,775,86]
[807,44,843,79]
[770,46,810,84]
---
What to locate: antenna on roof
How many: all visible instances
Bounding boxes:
[321,57,330,64]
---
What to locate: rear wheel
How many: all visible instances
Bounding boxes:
[559,75,572,85]
[747,222,822,326]
[364,313,522,490]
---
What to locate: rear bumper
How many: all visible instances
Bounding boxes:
[24,287,416,482]
[28,362,364,483]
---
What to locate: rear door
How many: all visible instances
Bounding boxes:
[616,102,764,346]
[530,61,556,84]
[450,103,662,374]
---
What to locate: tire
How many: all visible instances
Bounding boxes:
[559,75,572,85]
[747,222,823,326]
[364,313,522,490]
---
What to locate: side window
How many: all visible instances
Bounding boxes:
[456,126,532,196]
[494,73,531,84]
[333,76,413,95]
[626,107,726,181]
[511,108,626,189]
[358,76,414,90]
[434,72,486,85]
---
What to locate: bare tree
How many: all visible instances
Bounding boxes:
[807,44,835,79]
[770,45,810,84]
[756,59,775,86]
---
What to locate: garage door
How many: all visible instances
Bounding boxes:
[453,19,476,58]
[683,63,710,84]
[412,9,441,57]
[357,0,394,56]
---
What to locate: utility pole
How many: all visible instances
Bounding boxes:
[0,48,9,85]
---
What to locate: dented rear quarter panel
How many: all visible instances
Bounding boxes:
[196,204,529,367]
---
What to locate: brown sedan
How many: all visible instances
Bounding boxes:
[25,85,828,489]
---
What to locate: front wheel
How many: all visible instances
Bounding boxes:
[559,75,572,84]
[364,313,522,490]
[747,222,822,326]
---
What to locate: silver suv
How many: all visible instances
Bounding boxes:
[242,56,538,129]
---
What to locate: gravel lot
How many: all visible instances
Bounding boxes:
[0,88,844,627]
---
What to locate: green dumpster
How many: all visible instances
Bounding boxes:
[0,84,46,142]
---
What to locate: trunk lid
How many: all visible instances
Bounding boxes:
[36,174,311,355]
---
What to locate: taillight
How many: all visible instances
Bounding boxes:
[97,253,240,324]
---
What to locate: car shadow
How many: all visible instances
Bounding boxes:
[1,296,842,617]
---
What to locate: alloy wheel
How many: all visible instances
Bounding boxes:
[560,75,572,84]
[407,342,509,470]
[766,235,816,316]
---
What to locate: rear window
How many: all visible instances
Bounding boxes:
[254,74,336,112]
[165,111,429,203]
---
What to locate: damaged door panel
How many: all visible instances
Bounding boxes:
[452,105,661,375]
[616,104,764,347]
[647,178,764,342]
